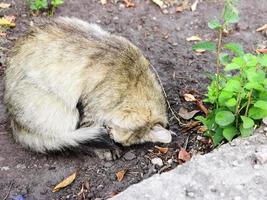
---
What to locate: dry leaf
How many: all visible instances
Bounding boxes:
[178,147,191,161]
[0,17,16,28]
[151,0,165,9]
[196,100,209,116]
[52,171,77,192]
[175,6,184,12]
[181,121,200,133]
[123,0,135,7]
[0,32,6,37]
[116,169,126,182]
[183,93,197,102]
[256,49,267,54]
[178,107,200,120]
[197,126,208,133]
[186,35,202,41]
[194,49,206,53]
[155,145,169,154]
[256,24,267,32]
[100,0,107,5]
[190,0,198,11]
[0,3,11,8]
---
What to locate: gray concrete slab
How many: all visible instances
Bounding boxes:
[112,128,267,200]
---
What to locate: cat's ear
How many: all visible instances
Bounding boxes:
[148,125,172,143]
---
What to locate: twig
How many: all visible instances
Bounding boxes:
[3,181,13,200]
[150,64,186,126]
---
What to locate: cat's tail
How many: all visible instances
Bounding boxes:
[12,120,116,153]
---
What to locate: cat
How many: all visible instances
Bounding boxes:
[4,17,172,160]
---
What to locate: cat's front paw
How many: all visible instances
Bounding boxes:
[94,149,122,161]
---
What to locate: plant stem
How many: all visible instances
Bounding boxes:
[245,90,253,116]
[215,29,223,108]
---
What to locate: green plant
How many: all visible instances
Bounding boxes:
[28,0,64,15]
[193,0,267,145]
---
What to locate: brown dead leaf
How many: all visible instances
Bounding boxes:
[178,147,191,161]
[116,169,127,182]
[155,145,169,154]
[0,32,6,37]
[190,0,198,11]
[52,171,77,192]
[178,107,200,120]
[196,100,209,116]
[110,191,119,197]
[256,24,267,32]
[186,35,202,41]
[256,49,267,54]
[175,6,184,12]
[183,93,197,102]
[123,0,135,7]
[181,121,200,133]
[151,0,166,9]
[176,0,189,12]
[197,126,208,133]
[0,3,11,8]
[100,0,107,5]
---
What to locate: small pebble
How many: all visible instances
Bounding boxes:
[151,157,163,167]
[1,166,10,171]
[123,151,136,161]
[167,159,173,165]
[255,152,267,164]
[16,164,26,169]
[264,127,267,132]
[263,117,267,125]
[104,162,113,168]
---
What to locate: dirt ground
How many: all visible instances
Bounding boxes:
[0,0,266,199]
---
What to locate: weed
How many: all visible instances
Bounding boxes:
[193,0,267,145]
[28,0,64,15]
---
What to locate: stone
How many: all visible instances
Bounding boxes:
[112,132,267,200]
[123,151,136,161]
[151,158,163,167]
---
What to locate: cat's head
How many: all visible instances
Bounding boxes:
[104,104,172,146]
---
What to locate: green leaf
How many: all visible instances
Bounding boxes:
[223,1,239,24]
[51,0,64,6]
[258,54,267,67]
[225,98,237,107]
[208,19,222,30]
[224,43,244,56]
[246,68,265,83]
[254,100,267,110]
[218,90,233,106]
[240,116,254,129]
[259,91,267,101]
[244,82,265,91]
[192,41,216,52]
[223,126,238,141]
[29,0,48,10]
[212,128,224,145]
[243,54,258,67]
[215,111,235,126]
[219,53,231,65]
[224,79,241,92]
[248,107,267,120]
[239,125,253,137]
[224,63,240,71]
[206,80,217,103]
[232,56,245,67]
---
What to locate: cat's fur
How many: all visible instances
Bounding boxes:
[4,17,172,160]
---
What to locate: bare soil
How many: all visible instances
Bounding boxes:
[0,0,266,199]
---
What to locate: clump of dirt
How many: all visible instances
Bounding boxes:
[0,0,266,199]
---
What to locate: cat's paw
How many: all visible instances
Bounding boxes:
[94,149,122,161]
